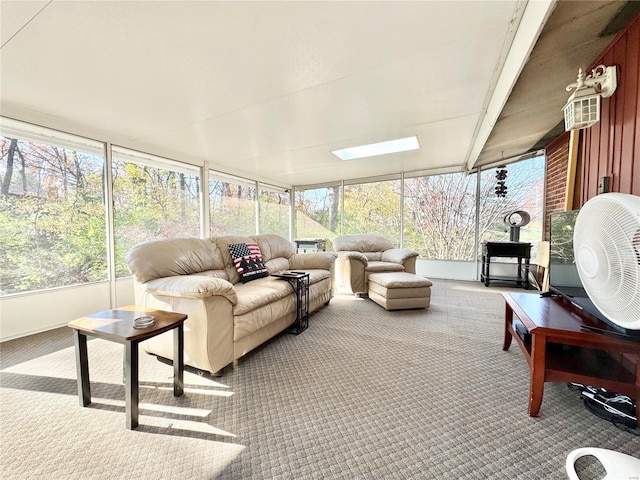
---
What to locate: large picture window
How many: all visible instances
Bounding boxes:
[343,178,401,244]
[112,147,201,277]
[478,156,545,246]
[295,185,341,249]
[259,184,290,237]
[209,172,256,237]
[404,172,478,260]
[0,119,107,294]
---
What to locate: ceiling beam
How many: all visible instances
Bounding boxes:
[464,0,556,173]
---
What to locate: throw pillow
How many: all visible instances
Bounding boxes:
[228,242,269,283]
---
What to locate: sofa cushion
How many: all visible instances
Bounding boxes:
[305,269,331,285]
[334,234,395,252]
[264,257,290,273]
[228,242,269,283]
[232,276,294,315]
[126,237,226,283]
[251,234,296,262]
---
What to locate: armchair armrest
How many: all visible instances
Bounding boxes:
[336,251,368,265]
[290,252,337,271]
[143,275,238,304]
[381,248,418,265]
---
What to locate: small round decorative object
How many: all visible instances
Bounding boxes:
[503,210,531,228]
[133,315,156,329]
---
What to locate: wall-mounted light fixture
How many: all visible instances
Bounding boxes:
[563,65,617,131]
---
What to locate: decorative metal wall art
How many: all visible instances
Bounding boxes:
[495,166,508,198]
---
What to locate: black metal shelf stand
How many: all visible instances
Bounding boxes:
[481,241,531,289]
[273,272,310,334]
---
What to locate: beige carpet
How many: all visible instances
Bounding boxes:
[1,280,638,479]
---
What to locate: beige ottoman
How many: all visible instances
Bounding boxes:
[367,272,433,310]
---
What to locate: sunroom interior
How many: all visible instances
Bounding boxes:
[1,0,640,342]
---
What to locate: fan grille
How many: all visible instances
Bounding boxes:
[573,193,640,330]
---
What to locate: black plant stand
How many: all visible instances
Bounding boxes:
[273,272,310,334]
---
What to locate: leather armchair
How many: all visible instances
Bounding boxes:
[333,234,419,295]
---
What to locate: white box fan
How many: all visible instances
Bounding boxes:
[573,193,640,332]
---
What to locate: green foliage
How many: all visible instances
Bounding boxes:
[1,128,545,296]
[258,190,290,237]
[343,181,401,243]
[209,180,256,236]
[112,161,200,277]
[0,138,107,294]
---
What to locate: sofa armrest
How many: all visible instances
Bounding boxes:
[143,275,238,304]
[336,250,368,265]
[290,252,337,271]
[381,248,418,265]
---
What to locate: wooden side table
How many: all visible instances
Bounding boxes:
[68,306,188,430]
[502,292,640,425]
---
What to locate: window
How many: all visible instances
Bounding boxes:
[112,147,201,277]
[404,172,478,260]
[295,185,341,249]
[478,155,545,251]
[209,172,256,237]
[343,177,401,243]
[258,184,290,237]
[0,119,107,294]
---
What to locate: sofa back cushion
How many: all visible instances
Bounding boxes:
[251,234,296,261]
[334,234,395,253]
[250,234,295,273]
[126,237,226,283]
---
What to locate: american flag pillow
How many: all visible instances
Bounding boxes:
[228,242,269,283]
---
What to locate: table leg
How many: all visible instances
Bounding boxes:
[482,254,490,286]
[73,330,91,406]
[173,324,184,397]
[524,257,530,290]
[124,341,139,430]
[503,302,513,351]
[529,333,546,416]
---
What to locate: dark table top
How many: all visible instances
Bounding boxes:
[68,306,187,343]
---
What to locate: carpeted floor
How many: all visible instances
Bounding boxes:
[1,279,638,479]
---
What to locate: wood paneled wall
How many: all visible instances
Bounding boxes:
[580,13,640,202]
[543,13,639,240]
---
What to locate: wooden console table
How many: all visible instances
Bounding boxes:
[481,241,531,288]
[502,292,640,425]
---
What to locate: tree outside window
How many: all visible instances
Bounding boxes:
[209,173,256,237]
[112,148,200,278]
[258,186,289,237]
[0,132,107,295]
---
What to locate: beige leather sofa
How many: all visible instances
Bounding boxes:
[126,234,337,375]
[333,234,419,295]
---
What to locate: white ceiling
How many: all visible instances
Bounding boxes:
[0,1,631,187]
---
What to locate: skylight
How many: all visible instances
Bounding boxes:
[331,136,420,161]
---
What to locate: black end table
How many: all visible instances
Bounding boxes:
[68,306,187,429]
[481,241,531,288]
[273,271,310,334]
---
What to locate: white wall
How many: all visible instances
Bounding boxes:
[416,258,478,281]
[0,277,136,342]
